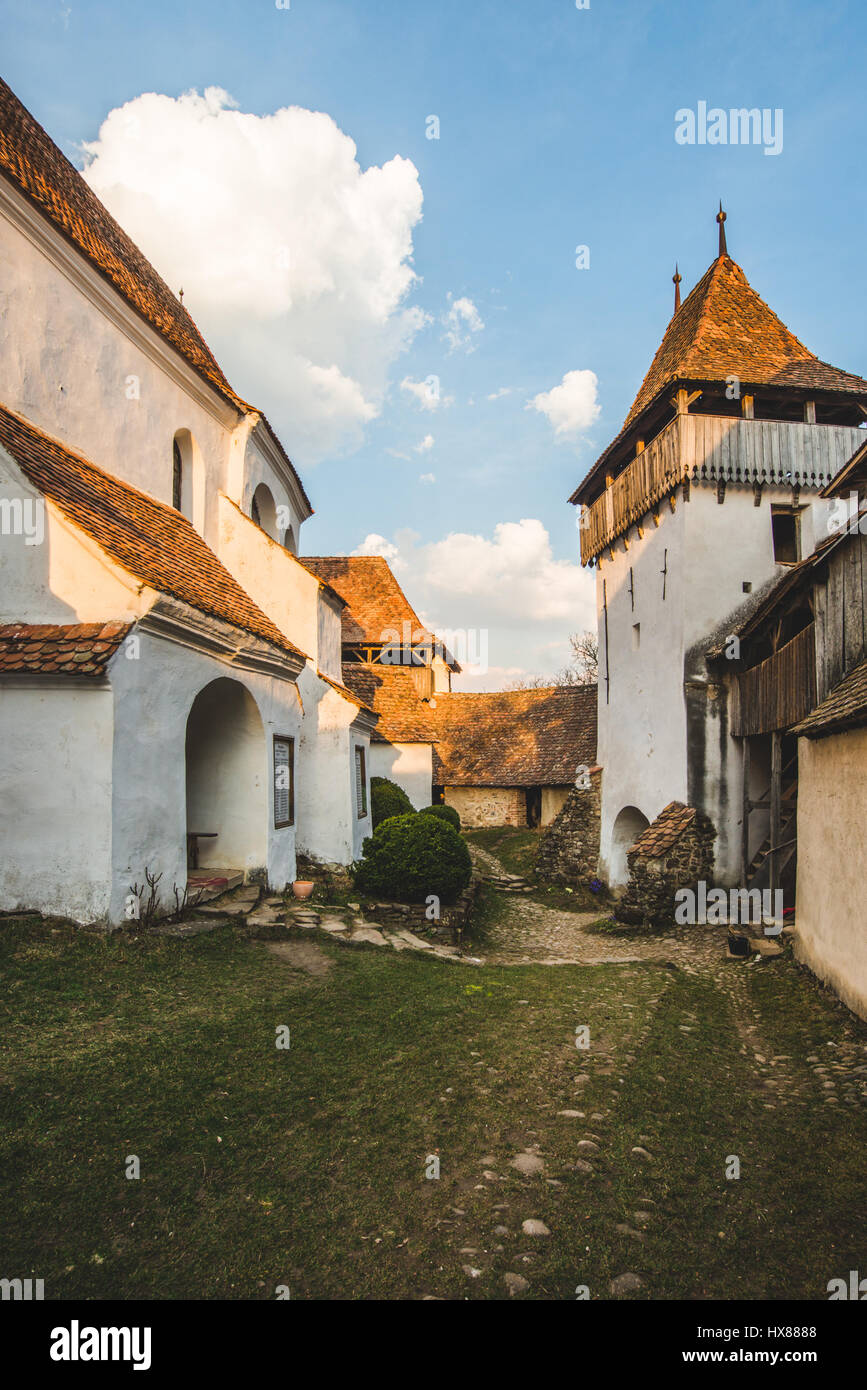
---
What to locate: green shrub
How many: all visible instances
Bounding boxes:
[420,803,461,831]
[353,813,472,904]
[370,776,415,829]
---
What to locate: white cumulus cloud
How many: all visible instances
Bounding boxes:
[527,369,601,438]
[81,86,425,464]
[443,295,484,352]
[418,472,436,485]
[414,434,434,453]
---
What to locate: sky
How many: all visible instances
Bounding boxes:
[2,0,866,687]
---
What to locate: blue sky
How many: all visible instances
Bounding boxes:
[2,0,866,684]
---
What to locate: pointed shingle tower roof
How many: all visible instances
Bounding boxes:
[570,227,867,505]
[625,254,867,428]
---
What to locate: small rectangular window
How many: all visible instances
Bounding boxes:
[772,507,800,564]
[273,735,294,828]
[354,745,368,818]
[632,622,641,651]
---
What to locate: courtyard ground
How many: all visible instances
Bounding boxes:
[1,843,866,1301]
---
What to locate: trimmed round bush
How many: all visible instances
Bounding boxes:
[420,803,461,831]
[370,776,415,829]
[354,813,472,905]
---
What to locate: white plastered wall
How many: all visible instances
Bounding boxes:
[294,665,373,865]
[370,741,433,809]
[0,682,114,921]
[794,728,867,1021]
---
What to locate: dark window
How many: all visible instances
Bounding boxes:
[354,745,367,818]
[772,508,800,564]
[273,736,295,828]
[251,493,261,527]
[172,440,183,511]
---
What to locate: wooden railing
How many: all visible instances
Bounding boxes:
[578,417,864,564]
[731,625,817,736]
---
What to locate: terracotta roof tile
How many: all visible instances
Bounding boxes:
[0,621,130,676]
[0,403,303,661]
[340,662,437,742]
[572,255,867,504]
[628,802,696,858]
[792,659,867,738]
[300,556,428,644]
[625,256,867,429]
[0,78,312,515]
[432,686,597,786]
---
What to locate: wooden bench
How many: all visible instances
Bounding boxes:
[186,832,217,869]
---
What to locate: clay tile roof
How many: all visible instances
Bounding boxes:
[0,78,312,516]
[340,662,437,743]
[432,685,597,786]
[300,556,427,643]
[571,255,867,505]
[0,76,248,415]
[0,402,303,661]
[792,658,867,739]
[625,256,867,429]
[0,621,130,676]
[628,801,697,858]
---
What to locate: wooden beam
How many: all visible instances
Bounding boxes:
[804,400,816,424]
[769,731,782,897]
[742,394,755,419]
[741,738,751,885]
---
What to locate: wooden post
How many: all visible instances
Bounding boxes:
[741,738,751,885]
[769,731,782,896]
[804,400,816,424]
[742,394,755,419]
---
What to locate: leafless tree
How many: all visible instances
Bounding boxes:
[505,630,598,690]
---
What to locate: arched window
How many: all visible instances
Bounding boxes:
[283,524,297,555]
[172,439,183,512]
[250,483,278,541]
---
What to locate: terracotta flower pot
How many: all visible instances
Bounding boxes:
[292,880,315,900]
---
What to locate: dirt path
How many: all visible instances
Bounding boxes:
[468,843,728,968]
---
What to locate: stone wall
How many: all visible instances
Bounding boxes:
[616,801,716,929]
[535,769,602,885]
[444,786,526,828]
[362,875,481,945]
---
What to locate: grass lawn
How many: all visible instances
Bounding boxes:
[1,915,865,1300]
[465,826,608,913]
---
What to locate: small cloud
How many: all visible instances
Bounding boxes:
[527,369,600,438]
[386,447,411,462]
[487,386,513,401]
[351,533,401,562]
[400,376,451,411]
[414,434,434,453]
[443,295,484,353]
[419,472,436,485]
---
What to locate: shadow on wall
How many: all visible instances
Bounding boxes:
[185,676,267,874]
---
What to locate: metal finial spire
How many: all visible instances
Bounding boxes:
[673,263,682,314]
[179,287,185,305]
[716,201,728,257]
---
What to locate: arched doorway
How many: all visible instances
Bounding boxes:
[609,805,650,887]
[185,678,267,878]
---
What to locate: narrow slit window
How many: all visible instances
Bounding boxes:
[355,745,368,818]
[632,622,641,651]
[172,439,183,512]
[273,735,294,828]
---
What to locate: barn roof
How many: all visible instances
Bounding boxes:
[792,658,867,739]
[432,685,597,787]
[340,662,439,743]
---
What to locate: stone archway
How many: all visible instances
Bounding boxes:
[610,805,650,888]
[185,677,267,877]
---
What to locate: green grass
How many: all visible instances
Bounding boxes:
[465,826,607,912]
[1,916,865,1300]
